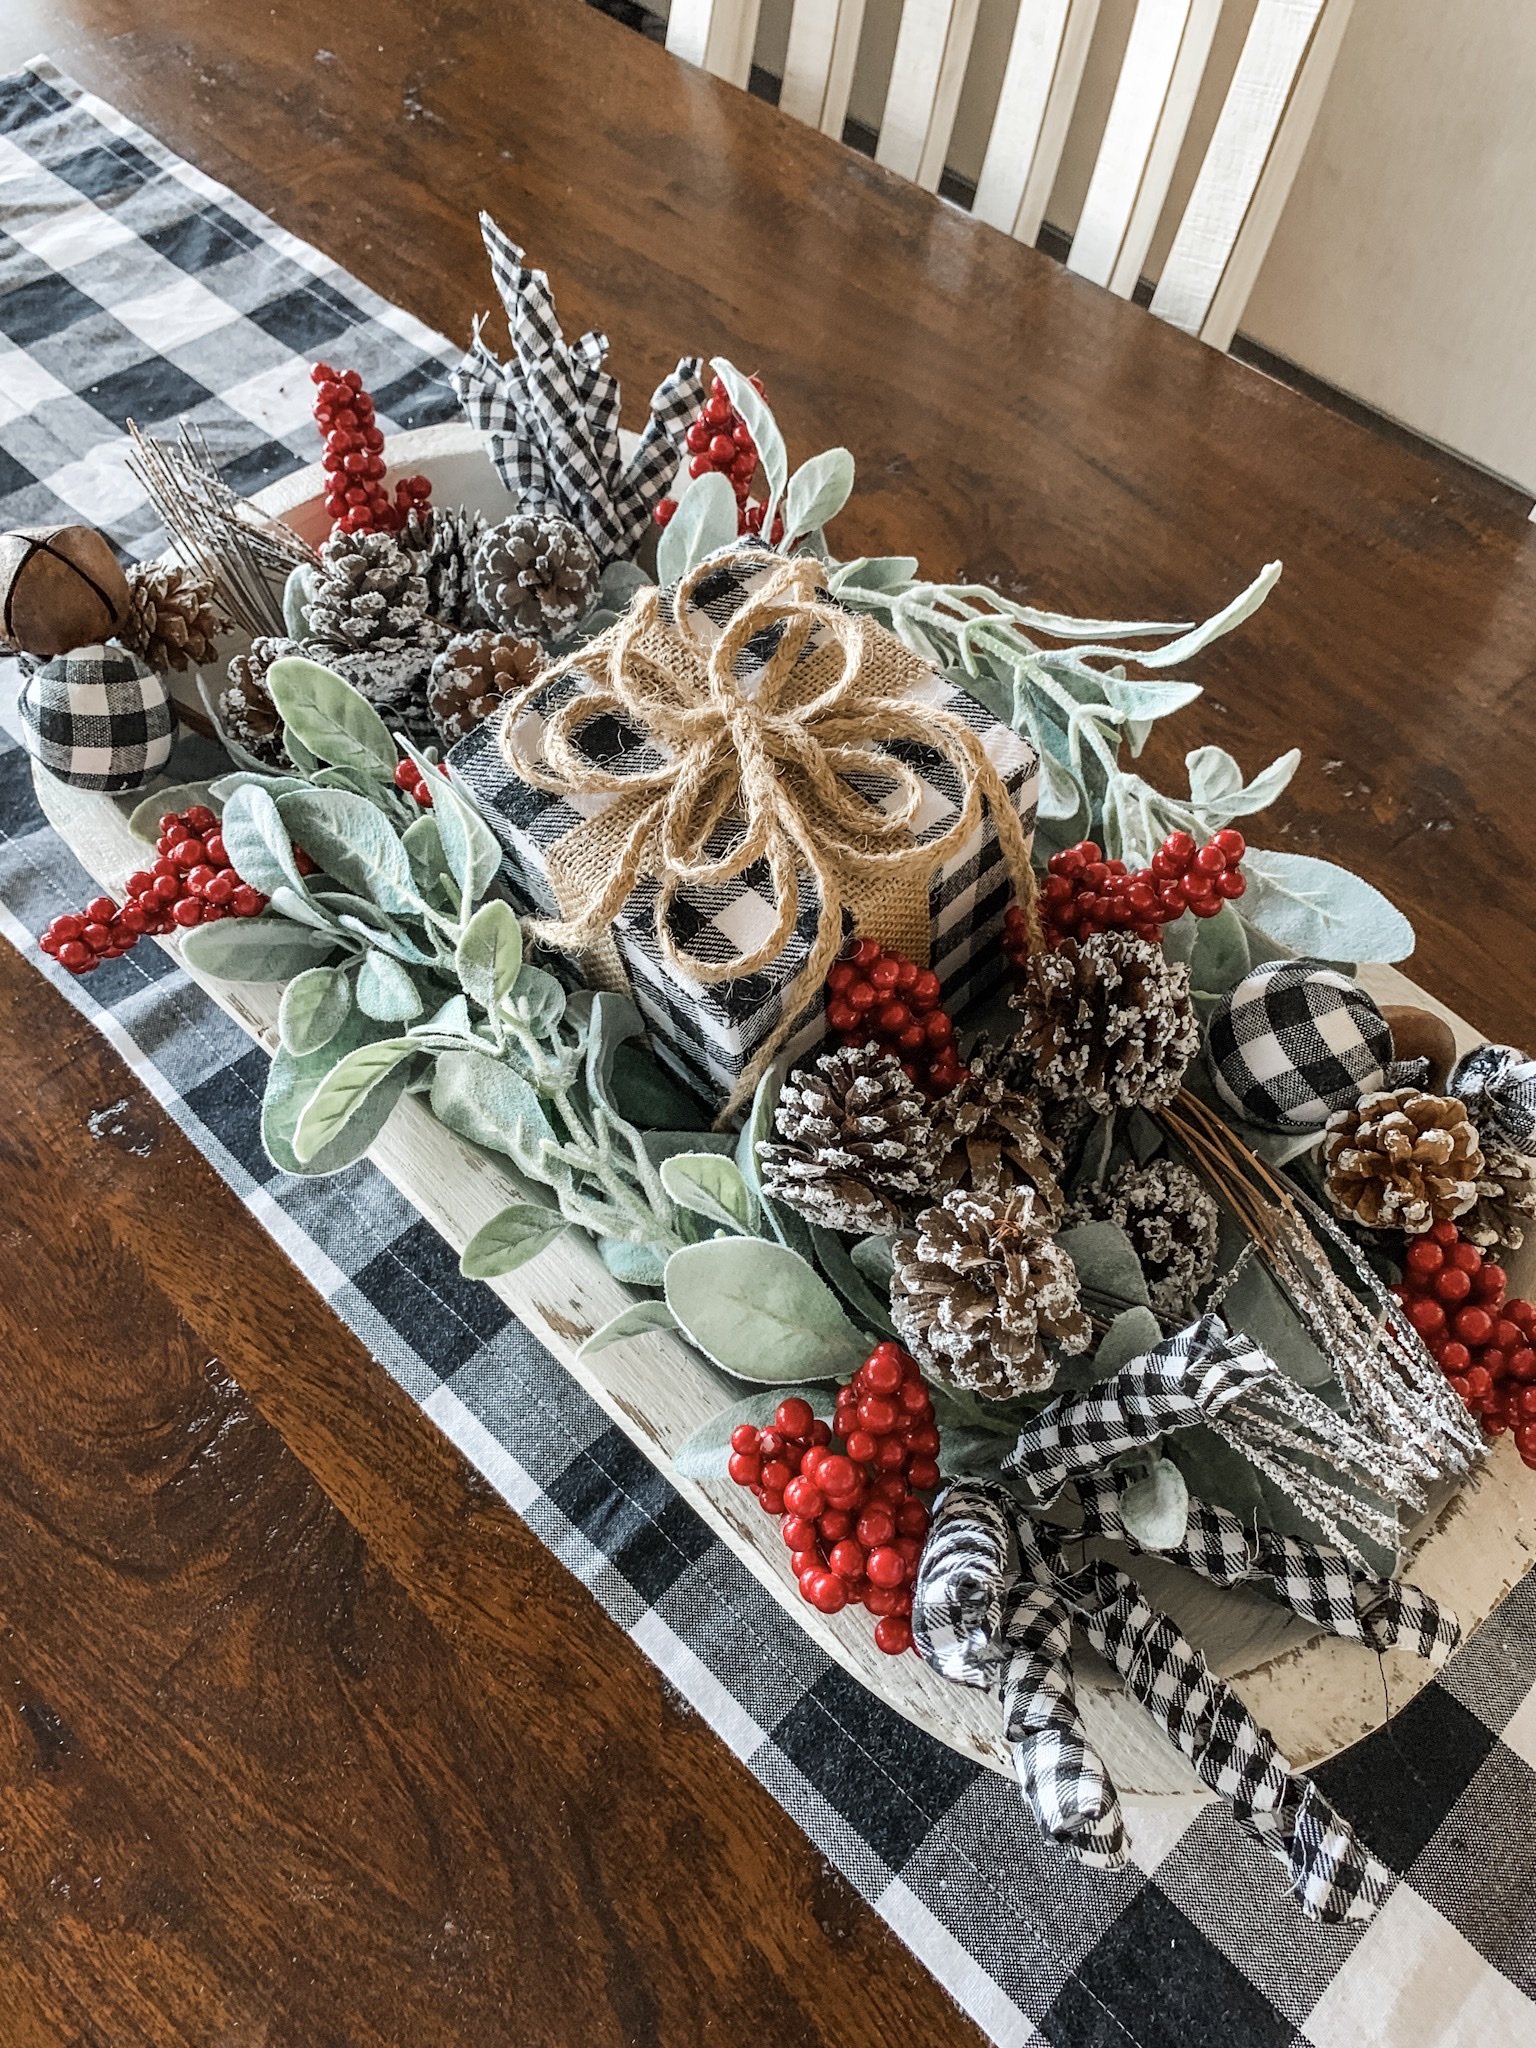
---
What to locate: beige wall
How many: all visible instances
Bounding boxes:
[691,1,1536,491]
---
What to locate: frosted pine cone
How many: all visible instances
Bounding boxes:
[890,1188,1090,1399]
[307,529,441,655]
[428,628,543,745]
[401,503,488,633]
[322,643,437,750]
[1323,1087,1484,1234]
[931,1052,1064,1218]
[219,635,300,767]
[1012,932,1199,1116]
[121,560,228,672]
[759,1045,935,1234]
[1070,1159,1220,1320]
[472,513,598,641]
[1457,1144,1536,1251]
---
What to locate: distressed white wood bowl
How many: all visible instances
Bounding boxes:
[43,424,1536,1798]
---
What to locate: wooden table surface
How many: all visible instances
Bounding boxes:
[2,2,1534,2041]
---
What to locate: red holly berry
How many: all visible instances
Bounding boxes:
[1008,828,1249,965]
[656,373,774,538]
[312,364,427,536]
[1395,1224,1536,1459]
[824,937,960,1097]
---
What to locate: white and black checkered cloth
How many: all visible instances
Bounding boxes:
[16,639,174,788]
[1207,959,1423,1130]
[6,58,1536,2045]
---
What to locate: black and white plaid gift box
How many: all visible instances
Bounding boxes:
[17,639,176,790]
[449,552,1039,1113]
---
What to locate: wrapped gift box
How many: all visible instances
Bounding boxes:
[448,550,1039,1115]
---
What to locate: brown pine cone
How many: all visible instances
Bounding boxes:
[890,1188,1090,1399]
[307,529,440,655]
[1070,1158,1220,1320]
[121,560,229,672]
[931,1052,1064,1218]
[1011,931,1199,1116]
[1323,1087,1484,1234]
[218,635,298,768]
[472,513,598,641]
[401,502,488,633]
[759,1044,935,1234]
[1461,1144,1536,1252]
[427,628,543,745]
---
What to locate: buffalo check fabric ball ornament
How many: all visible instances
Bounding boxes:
[17,642,176,792]
[1206,959,1422,1131]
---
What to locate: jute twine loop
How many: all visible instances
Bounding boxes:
[499,549,1042,1118]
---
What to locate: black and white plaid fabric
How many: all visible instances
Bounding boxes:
[1206,959,1423,1130]
[1450,1042,1536,1158]
[449,545,1040,1112]
[453,211,703,566]
[7,58,1536,2043]
[16,638,174,788]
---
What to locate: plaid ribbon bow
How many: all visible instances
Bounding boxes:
[453,213,704,565]
[913,1476,1459,1923]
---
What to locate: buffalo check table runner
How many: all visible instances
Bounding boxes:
[3,58,1536,2048]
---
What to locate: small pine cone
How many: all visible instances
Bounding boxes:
[1323,1087,1484,1235]
[307,529,442,655]
[1460,1144,1536,1251]
[1070,1159,1220,1320]
[472,513,598,641]
[1012,932,1199,1116]
[401,503,488,633]
[219,635,298,767]
[121,560,229,672]
[428,628,543,745]
[931,1052,1064,1218]
[759,1044,935,1233]
[321,642,438,750]
[891,1188,1090,1399]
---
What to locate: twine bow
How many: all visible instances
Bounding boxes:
[500,551,1041,1117]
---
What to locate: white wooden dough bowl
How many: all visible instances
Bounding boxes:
[37,423,1536,1801]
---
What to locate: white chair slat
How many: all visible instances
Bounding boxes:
[781,0,868,137]
[971,0,1076,234]
[874,0,982,191]
[665,0,764,89]
[1106,0,1222,296]
[1150,0,1345,344]
[1009,0,1102,246]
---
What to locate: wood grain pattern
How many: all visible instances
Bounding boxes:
[1,0,1535,2035]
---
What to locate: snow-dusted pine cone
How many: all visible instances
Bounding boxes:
[427,628,543,745]
[931,1052,1064,1217]
[401,503,488,633]
[306,529,441,655]
[891,1188,1090,1399]
[219,635,300,767]
[1323,1087,1484,1235]
[1462,1145,1536,1252]
[759,1044,935,1234]
[1070,1158,1220,1320]
[120,560,228,673]
[472,513,598,641]
[320,643,437,750]
[1011,932,1199,1116]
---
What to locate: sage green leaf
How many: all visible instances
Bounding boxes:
[267,883,342,934]
[355,949,425,1022]
[607,1041,711,1132]
[1127,561,1282,669]
[1099,676,1202,728]
[266,656,397,776]
[710,357,787,509]
[664,1238,869,1382]
[277,963,352,1054]
[829,555,919,595]
[782,447,855,545]
[1056,1221,1150,1310]
[597,559,653,609]
[672,1388,833,1480]
[736,1052,789,1203]
[459,1202,566,1278]
[1239,847,1414,964]
[638,1129,735,1167]
[809,1224,897,1339]
[409,753,500,910]
[291,1038,417,1163]
[850,1234,895,1287]
[579,1299,680,1357]
[276,787,419,916]
[429,1048,555,1170]
[1092,1306,1164,1378]
[282,725,322,776]
[261,1014,411,1177]
[208,770,312,804]
[507,963,566,1036]
[1187,901,1252,998]
[127,781,220,842]
[599,1238,669,1287]
[402,812,453,897]
[1186,745,1300,822]
[656,469,739,583]
[417,993,472,1039]
[659,1153,758,1234]
[178,916,340,982]
[455,899,523,1009]
[282,561,316,640]
[1119,1457,1190,1551]
[220,783,308,899]
[1221,1261,1334,1388]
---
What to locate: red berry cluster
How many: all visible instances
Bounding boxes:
[1005,828,1249,962]
[38,805,269,974]
[311,362,431,536]
[824,936,960,1096]
[393,757,435,809]
[1394,1220,1536,1464]
[654,372,783,542]
[727,1345,939,1657]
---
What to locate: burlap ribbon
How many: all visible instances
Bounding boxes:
[499,551,1041,1117]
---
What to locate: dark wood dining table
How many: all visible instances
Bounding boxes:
[2,2,1533,2040]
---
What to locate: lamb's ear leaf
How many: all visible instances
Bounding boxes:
[663,1238,868,1383]
[578,1300,680,1358]
[265,656,397,775]
[459,1202,566,1279]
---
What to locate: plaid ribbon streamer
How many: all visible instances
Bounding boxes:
[1450,1042,1536,1157]
[913,1478,1416,1922]
[1002,1314,1270,1502]
[453,212,703,565]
